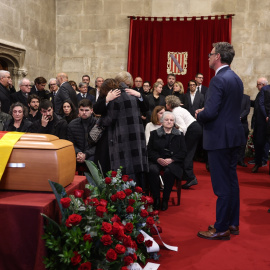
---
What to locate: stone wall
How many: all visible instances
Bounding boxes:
[0,0,56,86]
[1,0,269,97]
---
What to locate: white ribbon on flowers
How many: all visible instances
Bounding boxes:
[139,230,160,253]
[140,225,178,252]
[127,262,143,270]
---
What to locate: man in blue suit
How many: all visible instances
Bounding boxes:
[195,42,245,240]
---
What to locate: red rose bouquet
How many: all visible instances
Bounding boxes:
[42,161,160,270]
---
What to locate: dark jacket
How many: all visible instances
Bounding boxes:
[31,113,67,139]
[3,118,33,132]
[0,83,11,113]
[161,84,173,97]
[0,112,12,131]
[54,82,78,114]
[67,115,96,160]
[147,126,187,177]
[77,93,95,104]
[30,86,50,100]
[146,93,166,122]
[11,90,29,107]
[184,91,204,117]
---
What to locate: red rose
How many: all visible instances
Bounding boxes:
[132,240,138,251]
[60,197,71,208]
[116,191,126,200]
[124,223,134,234]
[110,194,117,202]
[122,175,129,182]
[145,240,153,247]
[136,233,144,244]
[145,196,154,204]
[112,222,121,235]
[131,252,137,261]
[105,177,112,184]
[99,199,108,207]
[140,209,148,218]
[101,222,112,234]
[101,234,113,245]
[116,228,125,239]
[78,262,92,270]
[128,199,135,205]
[123,235,133,247]
[87,198,99,206]
[65,214,82,228]
[153,210,159,216]
[83,234,93,243]
[96,205,107,217]
[111,171,117,177]
[141,196,146,202]
[115,244,126,254]
[74,189,84,198]
[135,186,143,193]
[124,189,132,196]
[106,249,117,262]
[126,206,134,214]
[150,225,162,235]
[71,251,82,265]
[146,217,155,227]
[111,214,121,223]
[123,255,133,266]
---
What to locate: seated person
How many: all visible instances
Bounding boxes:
[3,102,32,132]
[59,100,78,124]
[0,101,12,131]
[147,111,186,211]
[145,105,165,145]
[31,99,67,139]
[67,99,97,171]
[27,94,42,122]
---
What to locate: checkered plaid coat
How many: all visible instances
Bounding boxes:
[104,90,149,175]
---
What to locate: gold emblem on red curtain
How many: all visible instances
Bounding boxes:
[167,52,188,75]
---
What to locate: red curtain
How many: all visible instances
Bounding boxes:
[127,15,232,90]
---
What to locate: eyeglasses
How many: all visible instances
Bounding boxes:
[257,83,264,86]
[189,84,196,87]
[21,85,32,87]
[208,53,217,57]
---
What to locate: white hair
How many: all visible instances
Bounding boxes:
[48,78,57,84]
[18,78,30,87]
[0,70,10,79]
[160,111,175,123]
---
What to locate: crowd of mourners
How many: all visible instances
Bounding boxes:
[0,69,265,211]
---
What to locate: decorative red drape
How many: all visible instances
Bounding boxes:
[127,15,232,90]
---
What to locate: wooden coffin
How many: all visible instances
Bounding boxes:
[0,133,76,191]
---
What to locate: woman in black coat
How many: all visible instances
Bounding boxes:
[147,111,187,211]
[3,102,32,132]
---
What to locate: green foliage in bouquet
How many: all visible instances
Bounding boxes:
[42,161,160,270]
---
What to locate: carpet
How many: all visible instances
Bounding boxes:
[150,161,270,270]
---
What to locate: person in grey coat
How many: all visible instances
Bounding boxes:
[102,72,149,190]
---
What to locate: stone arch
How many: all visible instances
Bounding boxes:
[0,39,28,89]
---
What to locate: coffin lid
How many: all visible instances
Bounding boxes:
[13,133,73,150]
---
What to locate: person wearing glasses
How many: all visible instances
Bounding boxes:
[133,77,144,94]
[194,73,208,95]
[11,78,32,107]
[195,42,245,240]
[0,70,12,113]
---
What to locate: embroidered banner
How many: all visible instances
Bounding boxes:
[0,131,24,180]
[167,51,188,75]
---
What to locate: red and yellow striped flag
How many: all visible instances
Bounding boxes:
[0,131,24,180]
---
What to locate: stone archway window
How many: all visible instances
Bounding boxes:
[0,39,27,89]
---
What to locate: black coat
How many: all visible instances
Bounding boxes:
[11,90,29,107]
[67,115,96,160]
[184,91,204,117]
[31,113,67,139]
[0,112,12,131]
[161,85,173,97]
[0,83,11,113]
[54,82,78,114]
[30,86,50,100]
[147,127,187,178]
[3,118,33,132]
[77,93,95,104]
[146,93,166,122]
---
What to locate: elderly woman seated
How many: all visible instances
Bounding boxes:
[147,111,187,211]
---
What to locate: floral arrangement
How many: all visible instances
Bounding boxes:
[42,161,160,270]
[246,130,255,158]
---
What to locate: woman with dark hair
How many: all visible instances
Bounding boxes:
[146,82,166,123]
[3,102,32,132]
[147,111,186,210]
[59,100,78,124]
[93,79,121,173]
[69,80,79,94]
[145,105,165,145]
